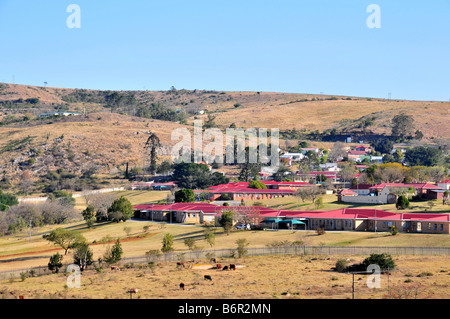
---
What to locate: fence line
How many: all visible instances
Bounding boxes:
[1,245,449,280]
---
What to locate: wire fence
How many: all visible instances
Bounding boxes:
[1,245,450,280]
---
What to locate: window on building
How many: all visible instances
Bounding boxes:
[440,224,444,231]
[434,224,437,230]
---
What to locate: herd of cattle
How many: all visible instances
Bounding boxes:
[177,258,238,291]
[110,258,240,292]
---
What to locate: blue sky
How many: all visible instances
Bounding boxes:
[0,0,449,101]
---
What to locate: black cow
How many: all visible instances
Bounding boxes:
[204,275,212,281]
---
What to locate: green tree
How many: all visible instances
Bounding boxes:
[175,189,195,203]
[219,210,235,236]
[144,131,161,175]
[184,237,196,251]
[391,113,414,139]
[0,190,18,211]
[235,238,249,258]
[73,243,94,270]
[371,138,394,155]
[48,252,63,273]
[82,205,96,228]
[108,196,134,222]
[48,190,75,207]
[161,233,174,253]
[44,228,86,255]
[405,147,443,167]
[103,239,123,265]
[272,165,292,182]
[248,180,267,189]
[396,195,410,210]
[314,197,324,209]
[238,162,260,182]
[205,232,215,248]
[173,162,229,189]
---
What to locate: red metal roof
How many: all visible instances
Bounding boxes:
[275,209,450,222]
[134,204,450,223]
[350,184,373,190]
[339,189,358,196]
[370,183,443,190]
[134,203,278,215]
[348,151,369,155]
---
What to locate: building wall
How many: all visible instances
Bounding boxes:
[307,217,450,234]
[341,187,393,204]
[416,222,450,234]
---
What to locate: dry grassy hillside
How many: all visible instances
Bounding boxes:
[0,83,448,189]
[1,83,448,139]
[0,112,188,186]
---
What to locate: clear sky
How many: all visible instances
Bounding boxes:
[0,0,449,101]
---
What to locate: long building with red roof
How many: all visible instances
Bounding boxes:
[203,181,313,201]
[133,203,450,234]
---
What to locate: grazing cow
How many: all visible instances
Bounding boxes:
[210,258,217,263]
[222,265,229,271]
[176,262,185,268]
[216,264,222,270]
[180,283,185,290]
[204,275,212,281]
[111,266,120,271]
[229,264,236,271]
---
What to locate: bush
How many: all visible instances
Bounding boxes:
[389,226,399,236]
[316,227,326,235]
[396,195,410,210]
[48,253,64,273]
[335,259,349,273]
[103,239,123,265]
[20,272,27,282]
[361,253,396,272]
[175,189,195,203]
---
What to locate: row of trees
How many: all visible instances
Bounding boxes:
[46,229,123,273]
[82,195,134,226]
[172,162,229,189]
[359,163,447,184]
[0,191,78,236]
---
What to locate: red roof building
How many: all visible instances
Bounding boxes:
[369,183,443,193]
[133,204,450,234]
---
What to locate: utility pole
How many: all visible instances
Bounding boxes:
[352,272,355,299]
[29,220,32,242]
[387,267,390,299]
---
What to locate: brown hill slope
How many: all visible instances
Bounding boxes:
[1,83,448,139]
[0,83,448,191]
[0,112,188,187]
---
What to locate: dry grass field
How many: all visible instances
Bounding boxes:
[1,254,449,299]
[2,216,450,272]
[1,190,449,272]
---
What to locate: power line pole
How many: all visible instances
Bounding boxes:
[29,220,32,242]
[352,272,355,299]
